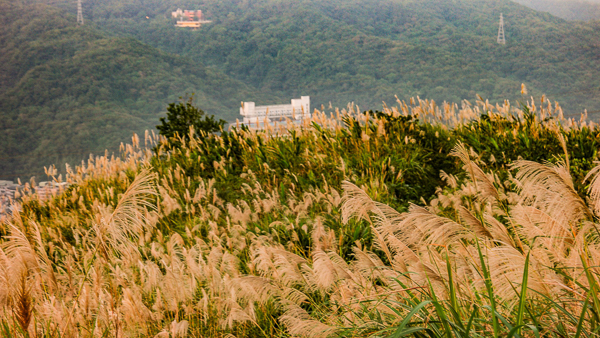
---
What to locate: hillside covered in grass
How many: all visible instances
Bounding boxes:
[76,0,600,116]
[0,0,280,180]
[4,96,600,336]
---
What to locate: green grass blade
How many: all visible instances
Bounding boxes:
[464,305,478,338]
[483,305,513,332]
[507,324,540,338]
[446,254,459,315]
[385,300,431,338]
[399,301,432,330]
[575,300,590,338]
[515,251,530,337]
[476,239,499,337]
[425,276,453,338]
[388,326,430,338]
[581,253,600,322]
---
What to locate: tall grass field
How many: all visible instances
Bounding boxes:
[2,94,600,337]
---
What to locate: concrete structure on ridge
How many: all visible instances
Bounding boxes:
[171,9,211,29]
[240,96,311,129]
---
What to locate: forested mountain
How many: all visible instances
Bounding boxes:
[513,0,600,21]
[0,0,278,179]
[76,0,600,116]
[3,0,600,180]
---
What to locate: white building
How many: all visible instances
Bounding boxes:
[171,8,183,18]
[240,96,310,129]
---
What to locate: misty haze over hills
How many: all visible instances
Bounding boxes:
[1,0,600,179]
[513,0,600,21]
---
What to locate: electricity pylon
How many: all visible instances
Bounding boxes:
[77,0,84,25]
[497,13,505,45]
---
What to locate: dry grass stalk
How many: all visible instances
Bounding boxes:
[14,271,32,333]
[0,95,598,336]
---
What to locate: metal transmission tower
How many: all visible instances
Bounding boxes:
[77,0,84,25]
[497,13,505,45]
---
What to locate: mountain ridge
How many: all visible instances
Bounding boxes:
[513,0,600,21]
[3,0,600,179]
[0,0,280,179]
[84,0,600,115]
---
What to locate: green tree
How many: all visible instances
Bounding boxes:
[157,97,226,141]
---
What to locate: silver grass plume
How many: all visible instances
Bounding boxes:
[92,169,158,256]
[340,180,404,261]
[14,271,32,333]
[511,160,591,225]
[450,142,500,202]
[280,302,337,338]
[584,162,600,216]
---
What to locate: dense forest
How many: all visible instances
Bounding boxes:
[0,0,279,180]
[79,0,600,114]
[2,0,600,180]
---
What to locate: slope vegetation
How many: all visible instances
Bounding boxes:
[86,0,600,115]
[0,0,278,179]
[513,0,600,21]
[4,99,600,336]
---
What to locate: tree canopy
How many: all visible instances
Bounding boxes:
[0,0,277,179]
[84,0,600,116]
[157,97,226,141]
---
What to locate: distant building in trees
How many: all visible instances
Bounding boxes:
[171,9,211,29]
[36,181,69,201]
[240,96,311,130]
[0,180,71,218]
[0,180,20,218]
